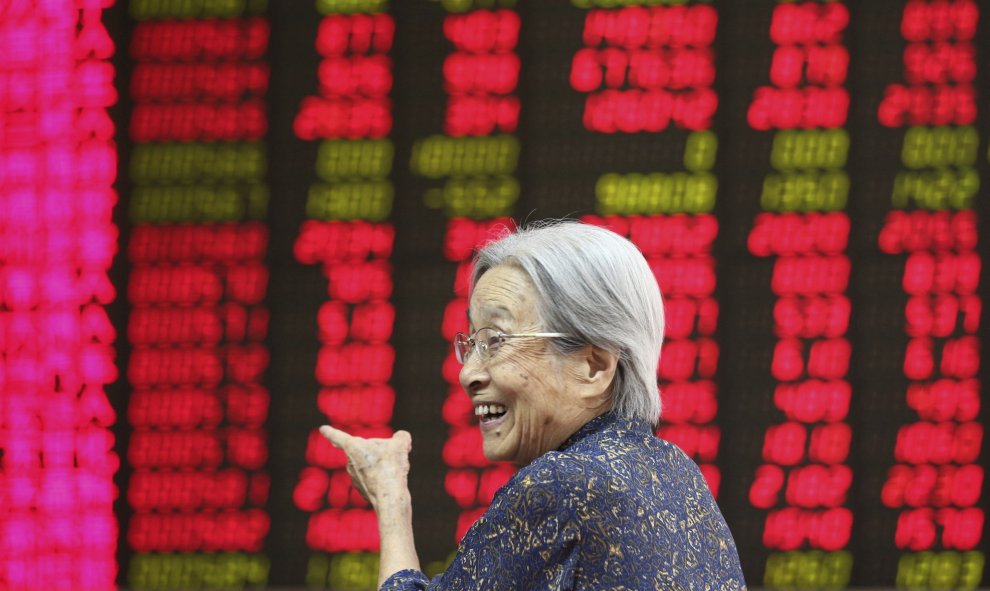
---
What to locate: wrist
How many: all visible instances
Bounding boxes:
[376,495,414,541]
[375,489,412,519]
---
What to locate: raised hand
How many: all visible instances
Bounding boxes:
[319,426,422,584]
[319,425,413,510]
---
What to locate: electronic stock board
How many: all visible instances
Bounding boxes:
[0,0,987,588]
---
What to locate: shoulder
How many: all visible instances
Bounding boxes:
[512,447,609,500]
[478,451,603,536]
[457,455,586,556]
[495,452,590,512]
[521,430,724,528]
[491,428,715,520]
[541,426,708,495]
[499,440,643,522]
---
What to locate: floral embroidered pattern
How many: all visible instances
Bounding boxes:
[383,412,746,590]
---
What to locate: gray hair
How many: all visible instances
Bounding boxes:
[472,220,664,425]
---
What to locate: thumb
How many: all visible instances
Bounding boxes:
[319,425,352,449]
[393,430,412,452]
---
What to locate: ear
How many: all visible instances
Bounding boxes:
[574,345,618,400]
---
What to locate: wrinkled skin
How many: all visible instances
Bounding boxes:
[460,264,612,466]
[319,426,412,510]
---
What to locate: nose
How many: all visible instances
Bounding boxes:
[459,354,490,396]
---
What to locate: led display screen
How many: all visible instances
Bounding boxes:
[0,0,986,589]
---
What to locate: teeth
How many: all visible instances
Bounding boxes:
[475,404,507,416]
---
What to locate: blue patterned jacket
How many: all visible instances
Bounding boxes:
[383,412,746,590]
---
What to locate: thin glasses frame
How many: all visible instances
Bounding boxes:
[454,327,571,364]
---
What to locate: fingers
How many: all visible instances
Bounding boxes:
[320,426,411,510]
[320,425,413,456]
[319,425,353,450]
[393,430,412,452]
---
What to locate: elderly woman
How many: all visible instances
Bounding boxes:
[321,222,745,589]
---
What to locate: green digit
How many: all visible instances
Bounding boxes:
[959,552,984,589]
[306,554,331,588]
[823,129,849,169]
[684,131,718,172]
[952,168,979,210]
[957,126,977,165]
[931,552,961,590]
[247,184,269,219]
[902,126,926,169]
[442,0,474,12]
[595,173,620,214]
[823,551,852,587]
[694,173,717,213]
[822,171,849,212]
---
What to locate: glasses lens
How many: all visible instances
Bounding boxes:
[475,328,501,359]
[454,333,469,363]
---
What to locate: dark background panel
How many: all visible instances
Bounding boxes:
[96,0,990,588]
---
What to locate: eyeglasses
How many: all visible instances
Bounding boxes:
[454,327,571,364]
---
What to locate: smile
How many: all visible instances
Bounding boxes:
[474,403,508,428]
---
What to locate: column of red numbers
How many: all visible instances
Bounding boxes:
[877,1,984,586]
[879,212,983,582]
[0,3,118,590]
[570,0,722,497]
[746,1,855,585]
[293,221,396,554]
[290,10,397,585]
[748,214,854,550]
[124,12,272,572]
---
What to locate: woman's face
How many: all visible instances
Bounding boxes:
[460,264,601,466]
